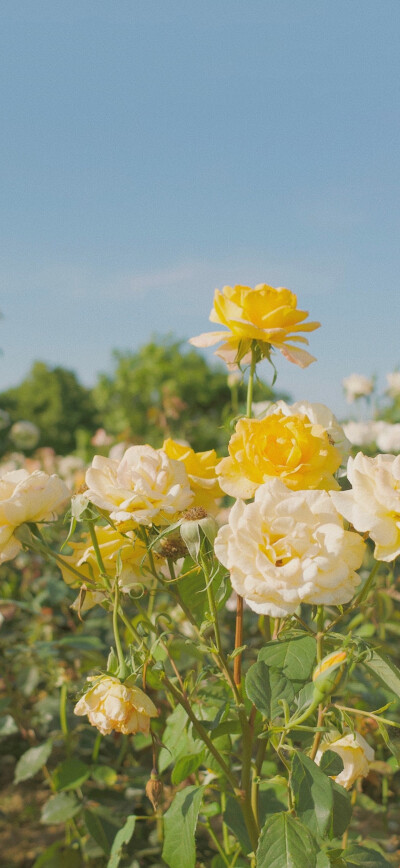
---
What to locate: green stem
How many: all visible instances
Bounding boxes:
[59,683,69,740]
[200,821,230,867]
[88,523,112,590]
[91,732,102,762]
[113,583,128,680]
[246,345,257,419]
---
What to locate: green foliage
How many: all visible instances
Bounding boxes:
[162,785,204,868]
[14,739,53,783]
[0,360,97,454]
[256,812,318,868]
[40,792,80,825]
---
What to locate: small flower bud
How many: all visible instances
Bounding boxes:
[312,650,347,702]
[145,769,163,811]
[180,509,219,561]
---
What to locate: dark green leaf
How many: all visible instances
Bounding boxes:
[343,844,391,867]
[171,752,206,785]
[330,781,352,838]
[32,842,82,868]
[14,740,53,784]
[291,752,333,839]
[41,793,80,825]
[53,759,90,791]
[362,647,400,699]
[223,794,251,855]
[162,785,204,868]
[83,808,120,856]
[319,750,344,777]
[256,812,318,868]
[245,660,271,717]
[107,815,136,868]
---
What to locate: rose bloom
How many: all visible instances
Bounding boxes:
[217,402,343,499]
[190,283,320,369]
[331,452,400,562]
[342,373,373,403]
[163,438,223,515]
[375,422,400,454]
[60,524,154,611]
[0,469,70,564]
[342,420,385,449]
[386,371,400,398]
[74,675,157,735]
[85,444,193,527]
[214,479,365,617]
[315,731,374,790]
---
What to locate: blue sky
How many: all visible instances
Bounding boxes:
[0,0,399,419]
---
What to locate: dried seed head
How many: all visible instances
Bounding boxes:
[145,769,163,811]
[158,536,188,560]
[182,506,208,521]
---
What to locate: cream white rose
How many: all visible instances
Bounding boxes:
[85,445,193,527]
[330,452,400,562]
[74,675,157,735]
[342,374,373,403]
[342,421,385,448]
[375,423,400,454]
[315,731,374,789]
[386,371,400,398]
[214,479,365,617]
[0,469,71,564]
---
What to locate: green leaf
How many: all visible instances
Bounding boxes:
[14,740,53,784]
[223,794,251,855]
[259,636,316,686]
[343,844,391,866]
[41,793,80,825]
[0,714,18,736]
[362,646,400,698]
[330,781,352,838]
[291,752,333,839]
[162,785,204,868]
[256,812,318,868]
[84,807,120,855]
[107,815,136,868]
[245,660,272,717]
[319,750,344,777]
[171,752,206,785]
[32,842,82,867]
[269,669,295,719]
[158,704,203,773]
[53,759,90,791]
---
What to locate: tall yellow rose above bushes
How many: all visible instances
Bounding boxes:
[190,283,320,368]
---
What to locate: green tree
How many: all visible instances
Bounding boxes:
[0,361,97,455]
[93,337,284,452]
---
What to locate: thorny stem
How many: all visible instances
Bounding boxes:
[113,582,128,680]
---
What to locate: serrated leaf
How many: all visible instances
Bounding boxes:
[319,750,344,777]
[245,660,271,717]
[291,752,333,839]
[162,785,204,868]
[52,759,90,791]
[256,812,318,868]
[41,793,80,825]
[343,844,391,866]
[107,815,136,868]
[14,740,53,784]
[259,636,316,686]
[171,752,205,785]
[362,647,400,699]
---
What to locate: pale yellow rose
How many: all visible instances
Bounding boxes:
[60,524,153,610]
[85,445,193,527]
[342,373,373,403]
[214,479,365,617]
[315,731,374,789]
[330,452,400,562]
[217,405,342,499]
[0,469,70,564]
[74,675,157,735]
[189,283,320,369]
[163,438,222,515]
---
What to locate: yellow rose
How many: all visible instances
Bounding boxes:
[60,524,152,609]
[217,410,342,499]
[74,675,157,735]
[0,469,70,564]
[163,438,222,515]
[190,283,320,369]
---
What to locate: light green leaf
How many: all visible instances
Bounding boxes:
[0,714,18,736]
[162,785,204,868]
[41,793,80,825]
[107,815,136,868]
[362,647,400,698]
[291,752,333,839]
[343,844,391,866]
[256,812,318,868]
[52,759,90,791]
[171,752,206,785]
[14,740,53,784]
[159,704,202,773]
[91,765,118,786]
[245,660,271,717]
[259,636,316,685]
